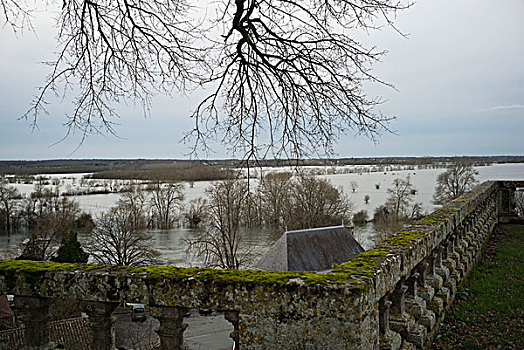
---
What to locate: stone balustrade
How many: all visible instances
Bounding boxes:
[0,181,522,350]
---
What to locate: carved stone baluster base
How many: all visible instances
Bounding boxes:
[150,305,188,350]
[15,296,56,349]
[379,295,402,350]
[79,301,118,350]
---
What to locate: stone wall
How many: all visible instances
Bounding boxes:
[0,181,522,350]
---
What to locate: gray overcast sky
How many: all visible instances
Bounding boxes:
[0,0,523,160]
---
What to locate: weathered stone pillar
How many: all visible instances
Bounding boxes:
[415,261,434,304]
[425,253,446,316]
[79,301,118,350]
[149,305,188,350]
[405,272,435,331]
[497,184,514,218]
[464,221,481,260]
[402,274,428,348]
[388,280,417,349]
[440,241,457,300]
[225,310,239,349]
[15,296,55,349]
[379,294,402,350]
[456,222,473,273]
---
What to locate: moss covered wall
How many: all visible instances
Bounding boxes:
[0,181,514,349]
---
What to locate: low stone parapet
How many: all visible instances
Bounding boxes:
[0,181,521,349]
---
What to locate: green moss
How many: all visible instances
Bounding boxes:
[415,208,458,226]
[333,248,391,278]
[0,259,371,290]
[0,260,102,273]
[383,231,423,248]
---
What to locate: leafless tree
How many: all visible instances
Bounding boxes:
[350,181,359,193]
[88,204,160,266]
[18,196,82,261]
[147,181,184,229]
[285,173,353,230]
[258,171,292,230]
[0,179,22,234]
[183,197,207,228]
[386,176,416,221]
[433,163,478,205]
[186,179,254,269]
[2,0,410,159]
[118,185,149,229]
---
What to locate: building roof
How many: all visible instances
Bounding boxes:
[255,225,365,272]
[0,317,89,350]
[0,296,11,318]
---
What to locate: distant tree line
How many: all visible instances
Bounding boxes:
[2,156,522,177]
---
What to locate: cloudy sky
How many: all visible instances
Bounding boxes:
[0,0,523,160]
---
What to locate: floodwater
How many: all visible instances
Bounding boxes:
[1,163,523,265]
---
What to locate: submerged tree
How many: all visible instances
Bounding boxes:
[258,172,293,230]
[373,176,422,236]
[88,204,160,266]
[353,210,368,226]
[2,0,411,159]
[183,198,207,229]
[148,181,185,229]
[286,173,353,230]
[186,179,254,269]
[433,163,478,205]
[386,176,416,221]
[0,179,22,234]
[18,196,83,261]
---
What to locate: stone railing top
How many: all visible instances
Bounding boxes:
[0,180,511,312]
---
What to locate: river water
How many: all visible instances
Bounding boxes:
[1,163,523,265]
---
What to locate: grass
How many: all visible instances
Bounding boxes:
[433,225,523,349]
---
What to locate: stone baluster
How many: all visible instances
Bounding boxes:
[388,279,417,349]
[379,294,402,350]
[478,209,487,235]
[15,295,55,349]
[464,221,481,260]
[415,262,437,331]
[403,273,429,348]
[425,252,446,316]
[150,305,188,350]
[440,241,457,301]
[450,233,466,282]
[415,261,434,304]
[406,271,436,332]
[485,203,496,236]
[79,300,118,350]
[459,218,475,271]
[225,310,240,350]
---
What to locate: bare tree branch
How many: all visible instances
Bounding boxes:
[186,0,410,160]
[3,0,411,159]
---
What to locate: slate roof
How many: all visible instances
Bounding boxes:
[0,317,89,350]
[255,225,365,272]
[0,296,11,318]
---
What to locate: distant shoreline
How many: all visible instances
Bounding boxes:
[1,156,523,176]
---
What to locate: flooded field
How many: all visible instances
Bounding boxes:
[1,163,523,265]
